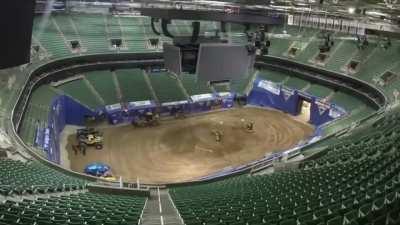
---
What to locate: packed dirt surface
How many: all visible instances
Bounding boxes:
[65,107,314,184]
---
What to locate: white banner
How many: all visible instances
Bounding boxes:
[218,92,233,98]
[161,100,188,106]
[105,103,121,111]
[191,93,214,102]
[257,80,280,95]
[129,100,152,107]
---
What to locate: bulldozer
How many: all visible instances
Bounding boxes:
[76,128,103,153]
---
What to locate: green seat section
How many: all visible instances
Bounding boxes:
[180,74,212,96]
[57,78,102,109]
[85,71,119,105]
[106,15,122,39]
[230,33,247,45]
[307,84,333,99]
[70,14,110,53]
[19,85,58,145]
[230,74,254,95]
[0,159,87,195]
[118,17,147,52]
[0,192,145,225]
[0,68,27,115]
[352,43,377,63]
[33,16,71,58]
[284,76,309,90]
[115,69,153,102]
[148,72,187,103]
[258,69,288,83]
[52,14,79,42]
[172,20,192,36]
[269,37,292,56]
[295,40,320,63]
[330,92,365,112]
[325,41,358,72]
[323,105,375,135]
[355,42,400,81]
[213,84,230,93]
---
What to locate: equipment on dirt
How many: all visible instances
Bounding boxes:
[212,129,223,142]
[245,121,255,132]
[240,118,255,133]
[132,112,160,127]
[76,128,103,152]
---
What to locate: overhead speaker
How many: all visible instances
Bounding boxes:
[0,0,36,69]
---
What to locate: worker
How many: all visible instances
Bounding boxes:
[73,145,78,155]
[212,130,223,142]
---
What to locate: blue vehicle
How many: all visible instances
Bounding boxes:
[84,163,110,177]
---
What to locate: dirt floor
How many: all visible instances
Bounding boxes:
[64,107,314,184]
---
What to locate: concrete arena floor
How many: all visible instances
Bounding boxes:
[65,107,314,184]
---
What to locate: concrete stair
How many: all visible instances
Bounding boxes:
[140,189,183,225]
[160,189,183,225]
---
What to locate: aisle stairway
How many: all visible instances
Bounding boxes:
[160,189,183,225]
[141,189,183,225]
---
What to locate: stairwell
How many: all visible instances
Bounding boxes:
[301,83,311,92]
[51,18,73,53]
[243,70,259,95]
[68,16,87,53]
[160,189,183,225]
[140,189,161,225]
[111,71,123,103]
[175,75,191,101]
[83,78,105,105]
[140,188,183,225]
[142,71,160,104]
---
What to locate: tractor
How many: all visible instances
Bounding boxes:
[76,128,103,153]
[132,112,160,128]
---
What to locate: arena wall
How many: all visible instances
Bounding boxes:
[247,78,346,126]
[39,95,96,163]
[12,53,385,185]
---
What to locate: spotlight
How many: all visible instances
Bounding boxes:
[348,7,356,14]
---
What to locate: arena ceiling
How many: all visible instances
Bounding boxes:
[41,0,400,31]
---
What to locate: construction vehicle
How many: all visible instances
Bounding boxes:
[76,128,103,153]
[132,112,160,128]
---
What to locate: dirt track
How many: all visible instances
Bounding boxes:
[65,107,314,184]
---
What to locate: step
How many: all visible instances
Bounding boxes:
[140,188,183,225]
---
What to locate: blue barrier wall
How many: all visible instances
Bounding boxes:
[40,76,345,164]
[247,78,300,115]
[103,92,235,125]
[45,95,96,163]
[248,78,346,126]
